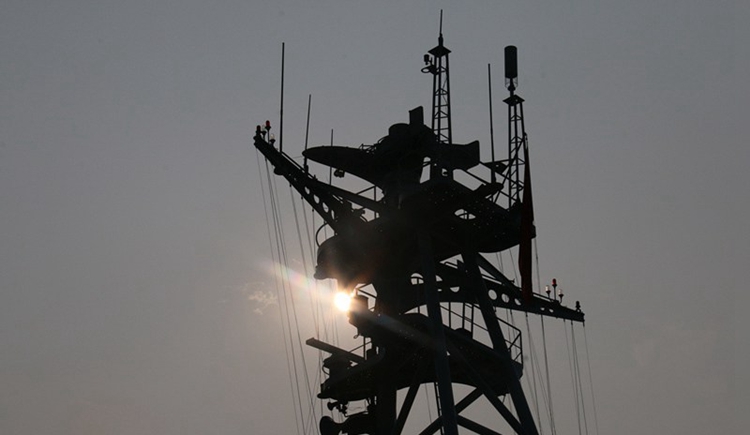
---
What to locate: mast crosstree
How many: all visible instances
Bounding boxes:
[253,29,584,435]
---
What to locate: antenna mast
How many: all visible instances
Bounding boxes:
[422,10,453,179]
[503,45,528,207]
[279,42,285,153]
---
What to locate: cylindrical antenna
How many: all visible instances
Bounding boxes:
[303,94,311,173]
[504,45,518,92]
[488,63,496,184]
[279,42,285,153]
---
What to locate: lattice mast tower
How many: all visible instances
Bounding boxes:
[422,11,453,179]
[252,25,585,435]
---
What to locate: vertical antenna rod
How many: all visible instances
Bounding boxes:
[488,63,496,184]
[279,42,285,153]
[328,129,333,185]
[304,94,311,173]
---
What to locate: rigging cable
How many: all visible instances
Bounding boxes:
[571,323,589,435]
[267,162,308,434]
[508,249,520,284]
[290,187,325,434]
[524,314,543,434]
[533,238,542,304]
[533,323,554,435]
[583,325,600,434]
[272,174,319,433]
[302,195,329,423]
[540,315,557,435]
[532,218,556,434]
[424,384,434,424]
[563,321,581,435]
[290,187,318,337]
[256,151,302,435]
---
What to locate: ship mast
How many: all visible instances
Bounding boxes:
[252,26,584,435]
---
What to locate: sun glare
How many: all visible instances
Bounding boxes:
[334,291,352,312]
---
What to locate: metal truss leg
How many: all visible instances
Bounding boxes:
[393,358,427,435]
[463,253,539,435]
[419,389,483,435]
[418,230,459,435]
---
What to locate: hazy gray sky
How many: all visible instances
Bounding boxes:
[1,1,746,434]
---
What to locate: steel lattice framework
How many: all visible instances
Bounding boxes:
[253,32,584,435]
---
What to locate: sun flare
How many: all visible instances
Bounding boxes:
[333,291,352,312]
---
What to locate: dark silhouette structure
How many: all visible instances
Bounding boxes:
[253,29,584,435]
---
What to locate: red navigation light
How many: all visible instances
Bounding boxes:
[552,278,557,287]
[265,120,271,129]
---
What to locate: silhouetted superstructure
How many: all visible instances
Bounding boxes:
[253,27,584,435]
